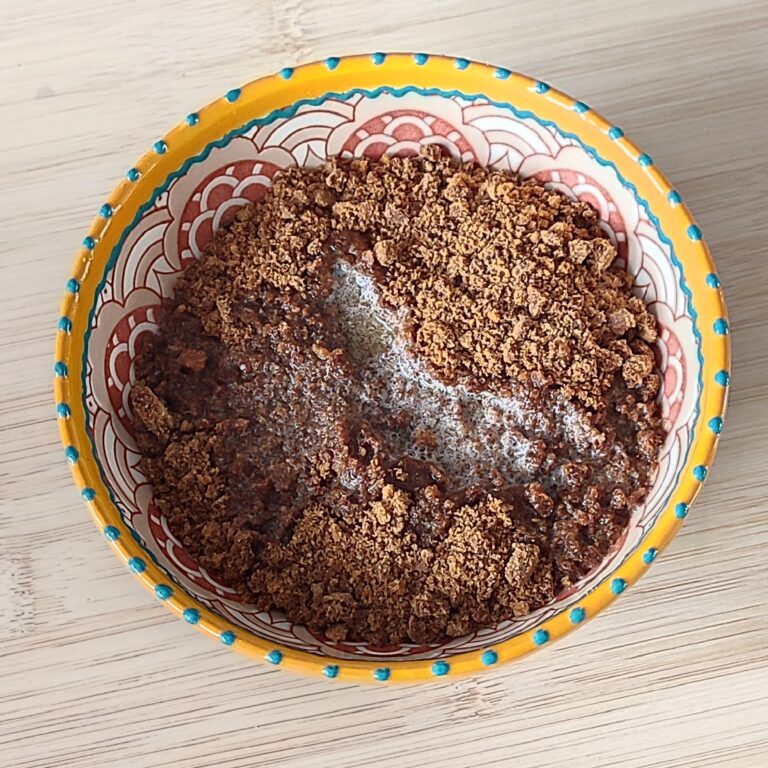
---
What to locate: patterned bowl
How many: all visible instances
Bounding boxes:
[54,53,729,683]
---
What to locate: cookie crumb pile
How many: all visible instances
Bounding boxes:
[132,147,664,645]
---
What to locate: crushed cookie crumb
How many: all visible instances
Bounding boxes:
[130,148,665,645]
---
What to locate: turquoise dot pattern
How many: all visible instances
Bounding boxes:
[104,525,120,541]
[611,578,627,594]
[643,548,658,564]
[155,584,172,600]
[56,58,732,680]
[432,660,450,676]
[708,417,723,434]
[570,607,586,624]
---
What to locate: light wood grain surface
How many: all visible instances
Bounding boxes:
[1,0,767,765]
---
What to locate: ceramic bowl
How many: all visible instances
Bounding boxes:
[54,53,729,682]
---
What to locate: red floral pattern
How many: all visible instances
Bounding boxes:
[178,159,281,263]
[340,109,477,161]
[83,92,697,660]
[104,305,159,433]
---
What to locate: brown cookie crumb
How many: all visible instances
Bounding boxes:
[177,347,207,372]
[130,383,173,442]
[130,148,665,645]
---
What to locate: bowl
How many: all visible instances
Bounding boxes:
[54,53,729,682]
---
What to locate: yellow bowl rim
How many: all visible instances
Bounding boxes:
[53,52,730,683]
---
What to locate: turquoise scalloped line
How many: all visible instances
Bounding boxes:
[76,79,713,666]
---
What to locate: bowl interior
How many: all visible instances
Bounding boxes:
[82,85,699,662]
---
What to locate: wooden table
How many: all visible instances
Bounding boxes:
[2,1,767,765]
